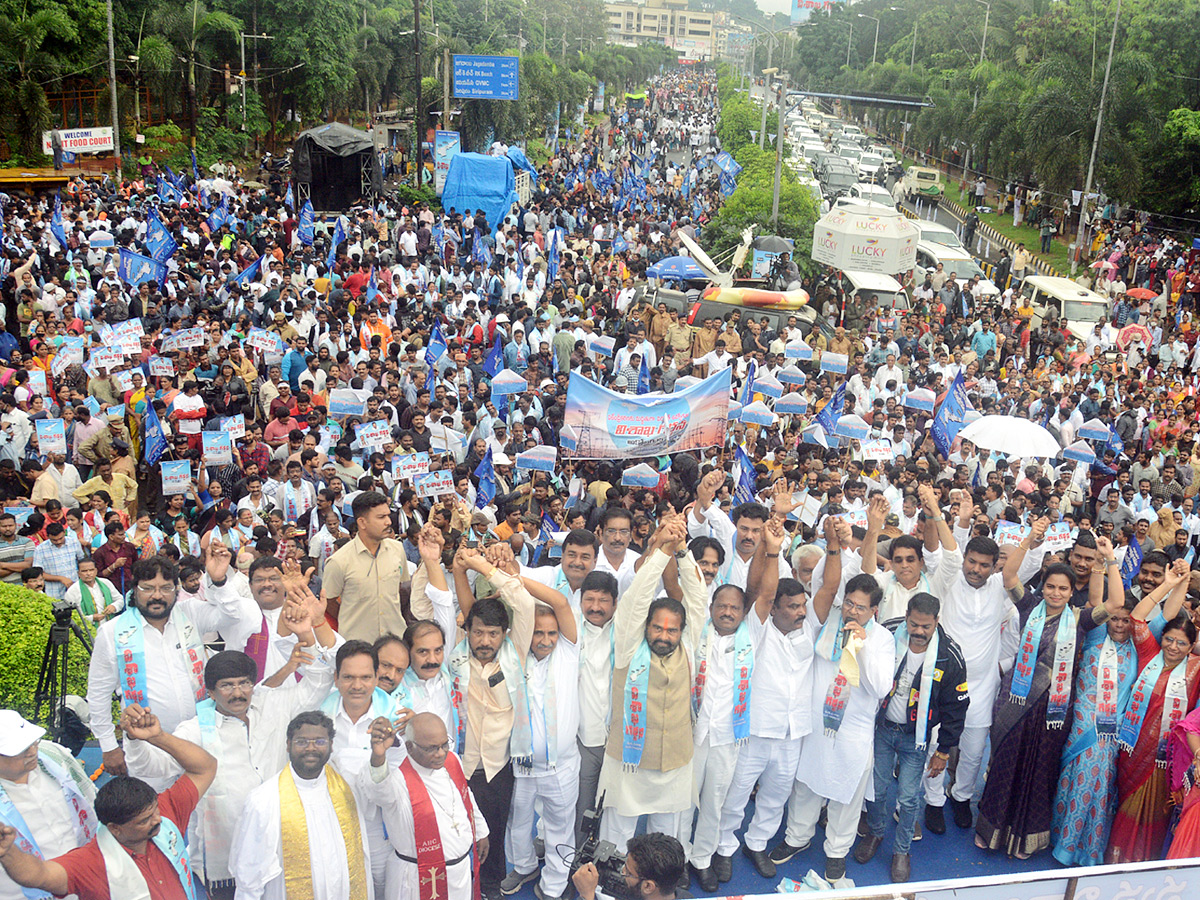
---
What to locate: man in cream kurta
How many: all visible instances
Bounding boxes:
[596,515,708,850]
[361,713,490,900]
[230,711,374,900]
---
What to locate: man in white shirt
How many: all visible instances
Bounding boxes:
[0,713,97,900]
[520,530,598,612]
[693,340,733,375]
[716,517,814,883]
[593,508,641,596]
[686,471,792,590]
[86,543,257,787]
[572,570,618,844]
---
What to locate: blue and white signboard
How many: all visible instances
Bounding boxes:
[453,55,519,100]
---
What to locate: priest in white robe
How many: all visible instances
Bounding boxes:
[359,712,489,900]
[230,710,374,900]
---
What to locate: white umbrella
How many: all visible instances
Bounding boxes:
[958,415,1062,458]
[810,201,919,276]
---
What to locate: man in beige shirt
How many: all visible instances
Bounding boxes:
[322,490,411,642]
[446,543,538,898]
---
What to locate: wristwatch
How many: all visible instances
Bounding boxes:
[673,549,688,560]
[934,751,950,760]
[766,552,780,558]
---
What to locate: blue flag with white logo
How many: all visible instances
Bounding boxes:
[814,382,845,435]
[327,218,346,270]
[484,332,503,378]
[472,228,493,268]
[426,323,448,368]
[734,443,758,506]
[50,194,68,254]
[931,371,972,457]
[118,247,167,288]
[1120,536,1142,590]
[205,195,230,233]
[190,149,200,180]
[740,360,757,405]
[143,399,169,466]
[637,352,650,395]
[365,266,378,303]
[284,183,294,210]
[145,207,177,262]
[474,447,496,509]
[157,176,182,204]
[231,255,265,290]
[298,200,315,246]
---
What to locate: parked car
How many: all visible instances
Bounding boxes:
[900,166,945,204]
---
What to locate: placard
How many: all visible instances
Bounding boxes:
[220,414,246,439]
[160,327,204,351]
[860,438,894,460]
[35,419,66,456]
[393,451,430,481]
[838,508,869,530]
[111,370,135,391]
[161,460,192,495]
[329,388,368,419]
[516,446,557,472]
[4,506,33,527]
[28,370,47,396]
[799,493,822,526]
[588,336,615,357]
[202,432,233,466]
[51,350,74,378]
[354,419,392,450]
[995,522,1031,546]
[414,469,454,499]
[247,327,284,354]
[819,352,848,374]
[149,356,176,377]
[1044,522,1073,552]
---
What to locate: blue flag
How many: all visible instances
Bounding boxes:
[814,382,845,435]
[143,400,169,466]
[547,228,563,283]
[1120,536,1143,590]
[533,511,560,564]
[326,218,346,270]
[157,176,182,204]
[484,332,504,378]
[145,206,177,262]
[474,447,496,509]
[190,149,200,180]
[931,371,972,458]
[117,247,167,288]
[205,195,230,233]
[426,323,448,368]
[1107,425,1124,457]
[734,443,757,506]
[472,228,493,268]
[298,200,315,246]
[284,183,294,210]
[637,352,650,395]
[50,194,68,254]
[365,266,378,303]
[740,360,757,405]
[719,170,737,197]
[231,255,265,290]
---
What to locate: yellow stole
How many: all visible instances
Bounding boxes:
[278,765,368,900]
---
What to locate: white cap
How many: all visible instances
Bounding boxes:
[493,452,512,466]
[0,710,45,755]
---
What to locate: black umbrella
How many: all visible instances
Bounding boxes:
[752,235,793,253]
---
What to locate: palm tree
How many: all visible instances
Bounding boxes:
[0,7,77,157]
[151,0,241,146]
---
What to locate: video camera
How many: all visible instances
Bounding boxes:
[570,796,639,900]
[51,600,75,624]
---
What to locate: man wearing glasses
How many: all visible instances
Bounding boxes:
[85,543,259,787]
[593,508,640,597]
[572,833,686,900]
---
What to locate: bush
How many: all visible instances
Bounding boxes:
[390,182,438,210]
[0,585,92,722]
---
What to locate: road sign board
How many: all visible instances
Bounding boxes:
[453,54,519,101]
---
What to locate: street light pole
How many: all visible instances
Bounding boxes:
[963,0,990,179]
[1072,0,1121,274]
[105,0,122,181]
[858,14,880,66]
[771,74,788,226]
[758,46,775,150]
[846,21,853,68]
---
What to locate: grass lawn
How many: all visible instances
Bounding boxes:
[945,183,1073,276]
[893,148,1073,275]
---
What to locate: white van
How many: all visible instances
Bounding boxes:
[913,220,966,252]
[840,270,910,316]
[1021,276,1112,340]
[844,182,896,208]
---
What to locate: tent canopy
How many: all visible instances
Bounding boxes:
[441,152,520,233]
[294,122,381,211]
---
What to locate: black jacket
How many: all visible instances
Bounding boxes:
[878,619,970,754]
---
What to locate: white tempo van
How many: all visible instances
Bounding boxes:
[1021,276,1112,340]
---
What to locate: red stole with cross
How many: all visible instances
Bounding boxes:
[400,753,480,900]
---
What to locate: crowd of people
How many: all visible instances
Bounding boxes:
[3,61,1200,900]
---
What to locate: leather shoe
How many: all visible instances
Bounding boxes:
[925,803,946,835]
[824,856,846,883]
[742,844,776,879]
[950,797,973,829]
[890,852,911,883]
[712,854,733,884]
[690,863,718,894]
[853,834,882,864]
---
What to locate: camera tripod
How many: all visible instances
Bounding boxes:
[33,604,94,742]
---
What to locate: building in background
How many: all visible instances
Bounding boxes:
[605,0,718,61]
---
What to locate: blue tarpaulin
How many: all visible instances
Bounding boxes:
[442,152,521,232]
[506,147,538,184]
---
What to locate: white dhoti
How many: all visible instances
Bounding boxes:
[785,765,873,860]
[597,753,694,851]
[717,735,802,855]
[506,759,580,896]
[687,736,740,868]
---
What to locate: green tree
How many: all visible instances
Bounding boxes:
[0,5,78,157]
